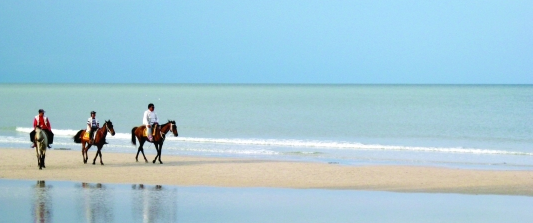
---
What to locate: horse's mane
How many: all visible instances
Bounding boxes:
[165,120,175,125]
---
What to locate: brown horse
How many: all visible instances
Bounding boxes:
[131,120,178,164]
[73,120,116,165]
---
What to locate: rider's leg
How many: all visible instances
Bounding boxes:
[46,130,54,144]
[30,130,36,148]
[43,129,53,148]
[89,130,93,144]
[147,125,153,141]
[90,127,97,144]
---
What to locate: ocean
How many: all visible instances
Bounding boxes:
[1,84,532,170]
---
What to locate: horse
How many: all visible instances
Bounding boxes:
[73,120,116,165]
[131,120,178,164]
[34,126,48,170]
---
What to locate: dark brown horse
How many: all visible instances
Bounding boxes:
[73,120,116,165]
[131,120,178,164]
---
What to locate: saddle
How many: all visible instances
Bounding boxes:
[142,124,158,137]
[82,132,95,141]
[82,132,91,141]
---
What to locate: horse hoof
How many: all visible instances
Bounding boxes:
[160,162,163,164]
[101,163,104,165]
[92,163,95,165]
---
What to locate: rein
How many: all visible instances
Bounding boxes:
[158,122,175,139]
[94,122,113,142]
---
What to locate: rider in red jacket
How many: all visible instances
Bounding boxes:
[30,109,54,148]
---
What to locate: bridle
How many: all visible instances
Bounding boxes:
[159,122,175,139]
[97,121,114,137]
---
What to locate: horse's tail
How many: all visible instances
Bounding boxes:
[73,130,83,143]
[131,127,138,145]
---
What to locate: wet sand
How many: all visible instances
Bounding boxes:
[1,148,533,196]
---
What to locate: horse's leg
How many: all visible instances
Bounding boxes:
[152,143,159,164]
[82,142,87,164]
[41,149,46,168]
[135,137,142,162]
[83,143,92,164]
[35,146,41,169]
[86,144,93,164]
[92,147,99,165]
[39,153,44,169]
[135,147,141,162]
[95,146,104,165]
[100,149,104,165]
[139,139,148,163]
[153,143,163,164]
[159,143,163,164]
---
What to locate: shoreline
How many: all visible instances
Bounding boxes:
[1,148,533,196]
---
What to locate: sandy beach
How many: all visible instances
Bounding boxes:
[1,148,532,196]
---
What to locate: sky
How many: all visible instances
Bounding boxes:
[0,1,531,84]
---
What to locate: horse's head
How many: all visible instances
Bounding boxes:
[34,126,42,140]
[105,120,116,136]
[34,126,47,144]
[169,120,178,137]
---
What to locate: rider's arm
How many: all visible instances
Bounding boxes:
[46,117,51,130]
[144,111,151,127]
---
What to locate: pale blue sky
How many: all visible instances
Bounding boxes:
[1,1,531,84]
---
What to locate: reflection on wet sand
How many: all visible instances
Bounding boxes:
[33,181,52,223]
[76,182,114,222]
[132,184,177,223]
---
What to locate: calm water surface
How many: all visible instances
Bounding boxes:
[0,179,532,223]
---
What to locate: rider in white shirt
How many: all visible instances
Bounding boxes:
[143,103,159,142]
[87,111,99,144]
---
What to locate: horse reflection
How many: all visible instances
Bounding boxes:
[33,180,52,223]
[77,182,113,222]
[132,184,177,223]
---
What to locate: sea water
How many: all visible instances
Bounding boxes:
[0,84,532,169]
[0,180,532,223]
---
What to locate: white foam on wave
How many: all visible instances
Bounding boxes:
[172,147,280,155]
[16,127,132,139]
[169,137,533,156]
[16,127,81,136]
[15,127,533,156]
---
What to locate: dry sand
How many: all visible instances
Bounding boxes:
[1,148,533,196]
